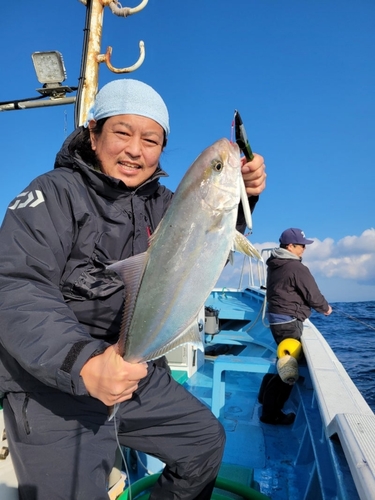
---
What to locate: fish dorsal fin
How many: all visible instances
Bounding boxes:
[144,317,205,362]
[107,253,149,357]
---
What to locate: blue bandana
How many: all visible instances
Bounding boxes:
[85,79,170,135]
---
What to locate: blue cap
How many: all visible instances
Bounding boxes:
[279,228,314,245]
[85,79,170,135]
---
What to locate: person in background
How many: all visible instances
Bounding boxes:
[0,78,266,500]
[259,227,332,425]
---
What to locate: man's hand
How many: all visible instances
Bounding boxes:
[241,153,266,197]
[324,305,333,316]
[80,345,148,406]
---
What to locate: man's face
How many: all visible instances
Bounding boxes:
[89,115,164,188]
[287,243,306,258]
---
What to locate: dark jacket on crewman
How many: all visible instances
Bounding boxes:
[0,128,258,397]
[266,247,329,321]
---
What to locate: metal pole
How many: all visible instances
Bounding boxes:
[0,97,76,112]
[76,0,105,127]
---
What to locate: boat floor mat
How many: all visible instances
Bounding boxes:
[222,421,265,468]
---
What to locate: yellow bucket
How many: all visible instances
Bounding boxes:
[277,338,302,360]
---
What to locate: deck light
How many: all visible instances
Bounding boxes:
[31,51,72,98]
[32,51,67,85]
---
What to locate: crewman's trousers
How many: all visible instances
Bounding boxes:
[260,319,303,419]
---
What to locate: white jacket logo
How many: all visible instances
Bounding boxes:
[9,190,45,210]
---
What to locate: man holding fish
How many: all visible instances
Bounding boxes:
[0,79,266,499]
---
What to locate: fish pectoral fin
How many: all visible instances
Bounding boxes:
[146,320,205,362]
[233,230,262,260]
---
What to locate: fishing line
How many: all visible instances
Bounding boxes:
[114,413,132,500]
[332,307,375,331]
[135,450,159,475]
[230,117,235,144]
[112,412,159,498]
[64,109,68,138]
[261,294,270,329]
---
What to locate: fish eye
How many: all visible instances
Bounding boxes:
[212,160,223,173]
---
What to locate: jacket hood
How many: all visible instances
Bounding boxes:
[54,127,83,170]
[271,247,301,260]
[267,247,301,269]
[53,127,168,198]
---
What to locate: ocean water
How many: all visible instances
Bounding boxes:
[310,301,375,412]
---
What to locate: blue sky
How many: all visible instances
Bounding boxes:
[1,0,374,302]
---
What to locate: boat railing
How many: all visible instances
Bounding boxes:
[237,247,273,291]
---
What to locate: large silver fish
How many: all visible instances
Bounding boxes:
[108,138,261,363]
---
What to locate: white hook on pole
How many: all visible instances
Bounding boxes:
[107,0,149,17]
